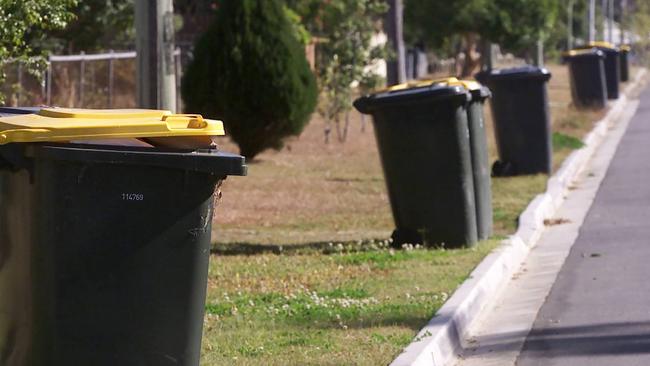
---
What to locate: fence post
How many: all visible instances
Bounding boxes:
[79,51,85,107]
[108,50,114,108]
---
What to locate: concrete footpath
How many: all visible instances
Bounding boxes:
[456,84,650,366]
[516,86,650,365]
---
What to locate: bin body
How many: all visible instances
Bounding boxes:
[564,49,608,109]
[355,85,478,248]
[620,47,630,82]
[576,44,620,99]
[467,87,492,240]
[476,66,552,176]
[0,141,245,365]
[599,47,621,99]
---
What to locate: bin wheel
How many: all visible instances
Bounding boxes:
[492,160,515,177]
[391,229,423,248]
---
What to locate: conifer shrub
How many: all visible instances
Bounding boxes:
[182,0,318,159]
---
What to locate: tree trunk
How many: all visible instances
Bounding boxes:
[454,38,464,76]
[480,40,494,71]
[335,110,350,143]
[324,107,333,144]
[460,33,481,78]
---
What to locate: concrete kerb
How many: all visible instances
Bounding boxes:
[389,68,648,366]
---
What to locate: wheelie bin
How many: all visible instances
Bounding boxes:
[563,48,608,109]
[475,66,552,176]
[354,81,478,248]
[454,80,493,240]
[0,108,247,366]
[576,42,621,99]
[620,45,631,82]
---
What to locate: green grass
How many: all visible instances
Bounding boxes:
[553,131,585,151]
[201,240,501,365]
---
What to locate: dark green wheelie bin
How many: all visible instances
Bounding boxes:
[620,45,631,82]
[354,81,478,248]
[458,80,493,240]
[576,42,620,99]
[476,66,552,176]
[563,48,608,109]
[0,108,247,366]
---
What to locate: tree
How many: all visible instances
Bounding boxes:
[630,0,650,65]
[43,0,134,53]
[0,0,77,102]
[288,0,388,143]
[404,0,560,77]
[181,0,317,159]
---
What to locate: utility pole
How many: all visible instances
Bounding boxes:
[589,0,596,43]
[601,0,607,41]
[534,37,544,67]
[384,0,406,86]
[607,0,614,43]
[567,0,575,50]
[620,0,628,45]
[135,0,176,111]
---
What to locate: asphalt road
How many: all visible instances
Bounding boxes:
[516,86,650,366]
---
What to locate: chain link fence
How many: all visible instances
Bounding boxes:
[1,49,182,111]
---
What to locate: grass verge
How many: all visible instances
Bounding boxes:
[201,64,627,365]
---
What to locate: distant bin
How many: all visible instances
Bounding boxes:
[476,66,553,176]
[0,108,247,366]
[354,81,478,248]
[563,48,608,109]
[620,45,631,82]
[576,42,621,99]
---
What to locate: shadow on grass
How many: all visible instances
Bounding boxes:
[211,238,390,256]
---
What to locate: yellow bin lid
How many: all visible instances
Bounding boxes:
[386,77,463,91]
[386,77,485,91]
[587,41,616,49]
[0,108,225,145]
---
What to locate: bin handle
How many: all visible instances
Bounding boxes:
[162,114,209,129]
[0,129,52,145]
